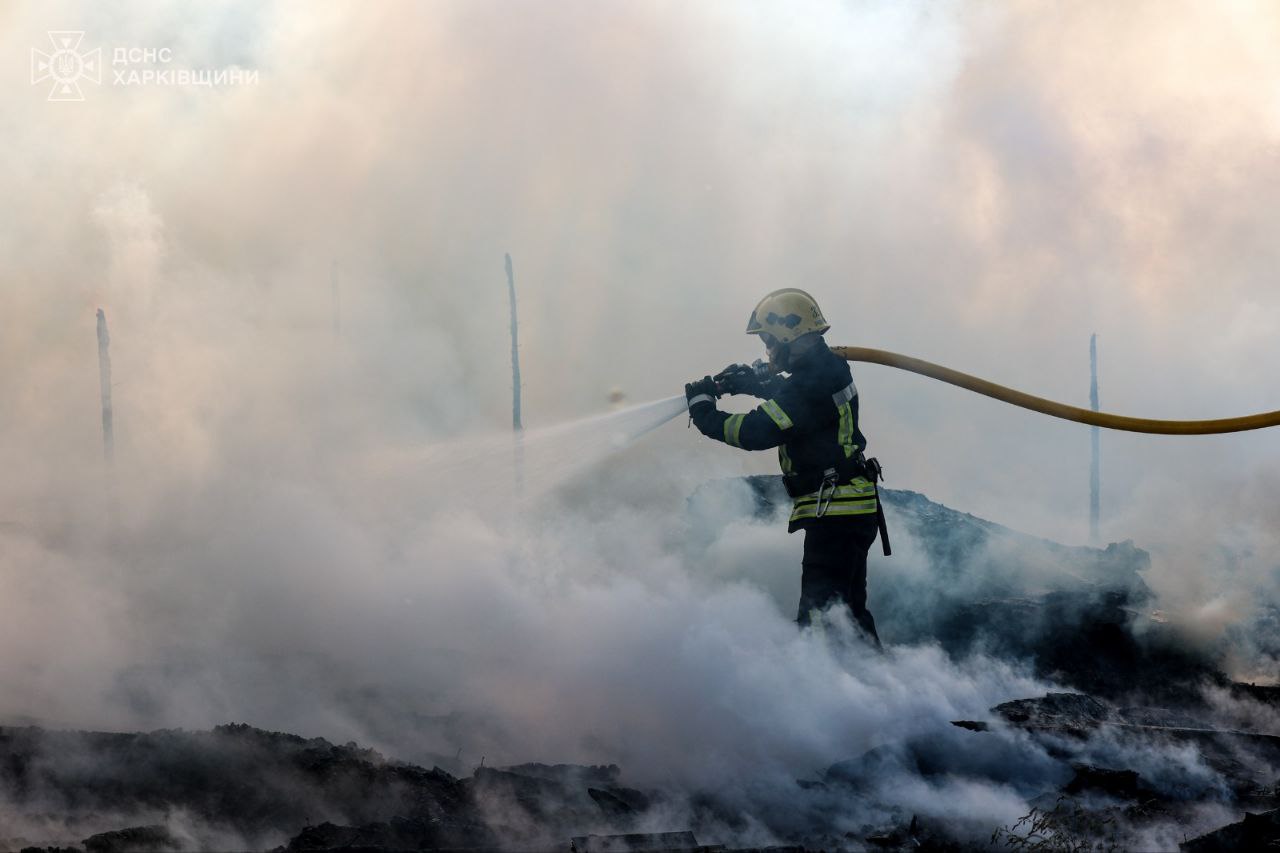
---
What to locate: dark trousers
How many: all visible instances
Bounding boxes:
[797,517,880,644]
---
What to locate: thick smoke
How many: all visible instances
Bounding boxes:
[4,0,1280,846]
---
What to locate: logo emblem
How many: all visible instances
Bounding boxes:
[31,31,101,101]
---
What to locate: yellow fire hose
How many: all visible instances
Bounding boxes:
[832,346,1280,436]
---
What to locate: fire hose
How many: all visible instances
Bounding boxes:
[831,346,1280,435]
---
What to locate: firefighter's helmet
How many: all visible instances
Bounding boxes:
[745,289,830,344]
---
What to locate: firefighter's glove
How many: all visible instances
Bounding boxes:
[714,363,762,397]
[684,376,718,411]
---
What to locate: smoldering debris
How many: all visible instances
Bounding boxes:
[1,488,1278,851]
[1182,808,1280,852]
[0,723,483,851]
[691,477,1221,702]
[943,685,1280,851]
[83,825,181,853]
[569,832,700,853]
[685,479,1280,849]
[0,721,946,851]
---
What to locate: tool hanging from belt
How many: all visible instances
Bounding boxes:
[784,452,892,556]
[814,469,839,518]
[861,454,892,557]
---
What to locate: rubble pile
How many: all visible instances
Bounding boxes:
[0,725,808,852]
[949,691,1280,850]
[0,723,475,851]
[5,487,1280,851]
[693,477,1222,700]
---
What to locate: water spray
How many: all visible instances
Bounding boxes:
[414,341,1280,508]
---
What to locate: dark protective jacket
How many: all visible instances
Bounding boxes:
[689,343,877,531]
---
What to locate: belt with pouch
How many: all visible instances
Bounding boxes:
[783,452,892,556]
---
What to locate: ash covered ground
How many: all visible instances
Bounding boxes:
[4,481,1279,852]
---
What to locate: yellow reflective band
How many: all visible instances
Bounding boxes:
[837,402,857,459]
[792,499,878,513]
[724,413,746,447]
[790,499,878,522]
[761,399,794,430]
[792,483,877,504]
[778,444,794,474]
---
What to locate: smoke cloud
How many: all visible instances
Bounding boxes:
[4,0,1280,846]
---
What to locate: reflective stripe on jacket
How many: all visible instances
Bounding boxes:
[688,343,875,528]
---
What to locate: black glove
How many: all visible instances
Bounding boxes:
[714,363,757,396]
[684,376,718,409]
[713,361,777,398]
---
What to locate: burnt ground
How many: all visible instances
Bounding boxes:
[4,481,1280,851]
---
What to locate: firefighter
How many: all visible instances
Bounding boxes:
[685,289,888,645]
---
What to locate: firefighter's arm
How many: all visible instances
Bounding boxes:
[687,380,796,451]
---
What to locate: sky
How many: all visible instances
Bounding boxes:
[3,0,1280,839]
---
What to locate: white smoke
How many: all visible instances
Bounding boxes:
[4,0,1280,847]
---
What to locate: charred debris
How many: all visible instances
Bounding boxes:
[6,482,1280,851]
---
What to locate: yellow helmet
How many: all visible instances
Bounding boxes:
[745,288,830,344]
